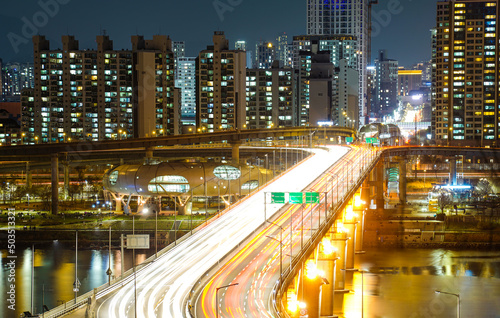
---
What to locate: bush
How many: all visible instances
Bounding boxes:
[477,222,498,231]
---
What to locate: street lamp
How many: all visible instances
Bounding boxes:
[142,207,158,258]
[435,290,460,318]
[266,220,283,280]
[215,283,239,318]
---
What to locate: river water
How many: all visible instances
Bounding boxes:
[1,244,153,318]
[342,247,500,318]
[1,246,499,318]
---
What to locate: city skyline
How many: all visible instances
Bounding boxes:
[1,0,436,67]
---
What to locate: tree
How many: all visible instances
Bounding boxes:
[437,189,453,214]
[67,184,81,202]
[473,178,492,199]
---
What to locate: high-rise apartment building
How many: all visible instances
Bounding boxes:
[293,35,359,127]
[307,0,369,124]
[292,35,358,69]
[23,35,180,144]
[374,50,398,117]
[256,41,276,69]
[131,35,180,137]
[246,62,295,129]
[173,41,185,74]
[434,0,499,146]
[175,57,196,126]
[196,31,246,132]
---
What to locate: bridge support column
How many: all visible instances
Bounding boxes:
[450,157,457,185]
[51,154,59,215]
[145,147,154,164]
[374,161,384,209]
[331,233,349,313]
[344,221,357,269]
[399,158,407,204]
[26,162,32,189]
[355,210,365,253]
[318,252,338,317]
[63,163,70,200]
[230,141,242,165]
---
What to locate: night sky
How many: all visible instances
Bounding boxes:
[0,0,436,67]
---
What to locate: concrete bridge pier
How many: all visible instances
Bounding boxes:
[51,154,59,215]
[318,252,338,317]
[230,141,242,165]
[331,232,349,313]
[355,210,365,253]
[373,161,385,209]
[26,161,32,189]
[450,157,457,185]
[343,221,357,269]
[399,157,407,204]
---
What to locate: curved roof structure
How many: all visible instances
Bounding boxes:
[103,162,267,197]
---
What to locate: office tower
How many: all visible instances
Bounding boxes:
[235,40,246,51]
[131,35,181,138]
[366,65,376,119]
[23,35,179,144]
[306,0,369,124]
[0,58,3,96]
[196,31,246,132]
[235,40,253,69]
[434,0,499,146]
[256,41,276,69]
[246,61,295,129]
[175,57,196,126]
[374,50,398,117]
[1,62,34,96]
[276,32,289,67]
[398,70,423,96]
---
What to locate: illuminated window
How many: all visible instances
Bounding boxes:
[213,165,241,180]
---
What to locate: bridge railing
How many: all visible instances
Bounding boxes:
[43,146,315,318]
[270,147,383,318]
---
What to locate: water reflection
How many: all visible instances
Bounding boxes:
[0,245,153,318]
[338,248,500,318]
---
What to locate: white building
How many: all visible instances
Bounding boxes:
[175,57,196,126]
[307,0,369,125]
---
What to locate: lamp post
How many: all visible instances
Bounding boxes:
[265,154,268,184]
[73,231,80,305]
[435,290,460,318]
[266,220,283,280]
[216,283,239,318]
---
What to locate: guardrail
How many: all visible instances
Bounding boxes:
[43,145,315,318]
[270,147,382,317]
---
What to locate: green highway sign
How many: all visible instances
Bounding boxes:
[271,192,286,204]
[366,137,379,144]
[305,192,320,204]
[346,137,354,143]
[289,192,303,204]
